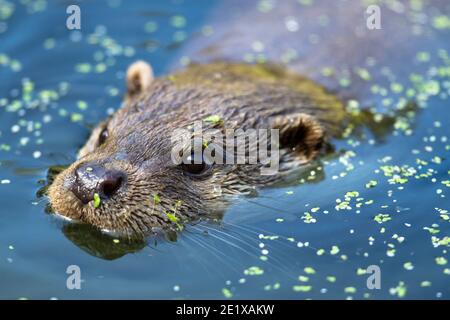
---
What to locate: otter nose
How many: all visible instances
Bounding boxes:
[70,163,125,204]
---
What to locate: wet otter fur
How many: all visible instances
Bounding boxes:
[48,61,346,238]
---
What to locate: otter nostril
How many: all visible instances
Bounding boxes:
[100,174,123,198]
[70,163,125,204]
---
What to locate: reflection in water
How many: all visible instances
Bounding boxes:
[62,223,146,260]
[347,101,419,143]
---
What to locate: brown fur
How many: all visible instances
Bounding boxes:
[48,61,346,238]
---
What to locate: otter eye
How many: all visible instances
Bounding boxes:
[98,128,109,146]
[181,154,211,176]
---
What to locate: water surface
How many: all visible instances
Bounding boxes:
[0,0,449,299]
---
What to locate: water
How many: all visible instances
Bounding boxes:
[0,0,449,299]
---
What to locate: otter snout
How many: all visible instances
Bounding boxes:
[70,163,126,204]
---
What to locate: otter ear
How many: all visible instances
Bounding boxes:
[271,113,325,160]
[126,60,154,98]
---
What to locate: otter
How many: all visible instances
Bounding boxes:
[48,61,347,237]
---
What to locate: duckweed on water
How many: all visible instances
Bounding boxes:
[263,282,281,291]
[244,266,264,276]
[304,267,315,275]
[170,15,186,29]
[356,268,366,276]
[222,288,233,298]
[435,257,447,266]
[0,53,21,72]
[293,285,312,292]
[390,282,407,298]
[374,214,392,224]
[301,211,316,224]
[298,275,309,282]
[365,180,378,189]
[403,262,414,271]
[432,15,450,30]
[344,287,356,294]
[330,246,340,255]
[325,276,336,284]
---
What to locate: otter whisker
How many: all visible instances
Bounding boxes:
[184,233,242,276]
[225,221,345,262]
[240,198,290,214]
[199,224,260,248]
[222,222,302,251]
[193,224,297,279]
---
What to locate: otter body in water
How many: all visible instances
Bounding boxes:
[48,62,346,237]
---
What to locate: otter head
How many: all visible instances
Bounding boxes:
[49,61,211,238]
[48,61,336,238]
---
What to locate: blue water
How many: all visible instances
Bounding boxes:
[0,0,449,299]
